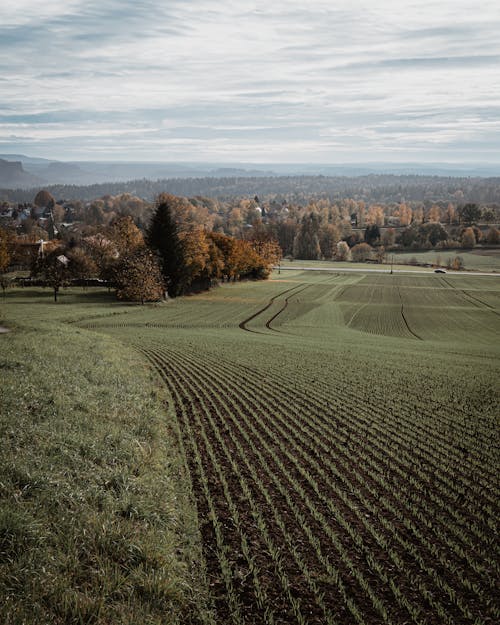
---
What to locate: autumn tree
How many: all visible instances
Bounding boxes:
[398,203,413,227]
[447,256,465,270]
[427,205,441,223]
[0,227,13,296]
[31,248,71,302]
[227,207,244,236]
[65,246,99,281]
[115,248,164,304]
[485,227,499,244]
[207,233,272,281]
[249,239,282,267]
[34,189,55,209]
[230,239,270,280]
[413,206,424,224]
[355,204,365,227]
[446,203,456,224]
[351,242,372,262]
[336,240,351,261]
[0,227,11,274]
[461,227,476,248]
[366,205,385,227]
[375,246,387,264]
[202,236,225,285]
[292,213,321,260]
[381,228,396,248]
[319,224,340,259]
[209,232,237,281]
[110,215,144,255]
[178,226,210,291]
[85,200,106,226]
[82,233,119,282]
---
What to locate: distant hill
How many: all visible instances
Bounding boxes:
[0,154,52,165]
[0,153,498,189]
[43,161,90,183]
[0,158,43,187]
[0,155,279,186]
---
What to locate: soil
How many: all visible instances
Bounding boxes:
[145,346,499,625]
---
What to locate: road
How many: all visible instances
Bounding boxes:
[275,265,500,277]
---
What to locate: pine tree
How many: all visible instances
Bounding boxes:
[146,196,184,296]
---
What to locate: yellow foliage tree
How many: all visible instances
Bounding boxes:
[0,227,12,274]
[115,248,164,304]
[110,215,144,255]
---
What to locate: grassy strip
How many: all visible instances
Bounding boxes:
[0,293,212,624]
[281,249,500,272]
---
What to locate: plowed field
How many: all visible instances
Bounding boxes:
[82,271,500,625]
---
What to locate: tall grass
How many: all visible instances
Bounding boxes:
[0,288,213,624]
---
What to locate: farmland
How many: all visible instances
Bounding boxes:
[1,270,499,624]
[276,248,500,273]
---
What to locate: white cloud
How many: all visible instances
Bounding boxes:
[0,0,499,161]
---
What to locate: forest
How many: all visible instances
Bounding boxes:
[1,173,500,204]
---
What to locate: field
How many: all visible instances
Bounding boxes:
[391,249,500,272]
[282,248,500,273]
[1,270,499,625]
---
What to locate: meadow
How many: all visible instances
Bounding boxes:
[277,248,500,273]
[1,269,499,624]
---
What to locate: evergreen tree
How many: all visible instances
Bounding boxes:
[364,224,380,245]
[146,195,184,296]
[458,203,481,225]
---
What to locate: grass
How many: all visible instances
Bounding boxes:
[280,247,500,272]
[391,248,500,272]
[0,288,213,625]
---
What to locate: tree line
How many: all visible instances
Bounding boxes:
[1,187,499,301]
[1,194,281,302]
[2,173,500,204]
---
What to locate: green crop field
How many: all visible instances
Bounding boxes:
[281,248,500,273]
[1,270,499,625]
[391,249,500,272]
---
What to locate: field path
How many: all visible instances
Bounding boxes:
[265,284,311,331]
[397,287,423,340]
[238,283,305,333]
[440,276,500,315]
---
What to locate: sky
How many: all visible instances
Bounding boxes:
[0,0,499,163]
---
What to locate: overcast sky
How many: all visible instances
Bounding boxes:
[0,0,499,163]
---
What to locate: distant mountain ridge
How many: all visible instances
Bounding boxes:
[0,158,44,187]
[0,154,498,189]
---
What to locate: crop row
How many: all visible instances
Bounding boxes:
[140,341,498,625]
[178,346,495,580]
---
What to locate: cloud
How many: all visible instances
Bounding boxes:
[0,0,499,161]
